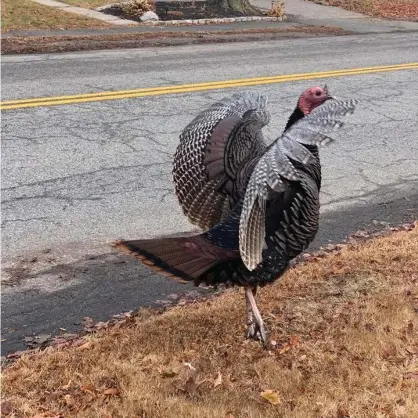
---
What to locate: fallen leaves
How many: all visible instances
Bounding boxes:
[260,390,282,405]
[277,335,300,355]
[80,384,96,394]
[63,394,75,407]
[2,223,417,417]
[24,334,52,349]
[213,371,223,388]
[183,361,197,371]
[75,341,93,351]
[1,400,13,415]
[161,368,178,378]
[82,317,95,332]
[102,388,120,397]
[184,375,198,393]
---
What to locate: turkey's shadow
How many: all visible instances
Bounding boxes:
[2,190,417,355]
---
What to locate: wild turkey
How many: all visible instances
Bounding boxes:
[116,87,357,347]
[172,86,333,232]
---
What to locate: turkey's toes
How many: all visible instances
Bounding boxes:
[257,322,268,348]
[246,322,258,339]
[246,321,269,348]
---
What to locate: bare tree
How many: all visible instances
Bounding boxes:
[219,0,262,14]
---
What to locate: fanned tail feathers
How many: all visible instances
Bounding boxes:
[116,238,212,283]
[115,233,237,284]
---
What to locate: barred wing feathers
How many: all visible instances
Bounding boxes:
[239,99,358,271]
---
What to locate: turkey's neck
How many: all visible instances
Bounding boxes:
[284,106,322,189]
[302,144,322,190]
[284,106,304,132]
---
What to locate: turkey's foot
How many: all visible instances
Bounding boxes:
[245,286,269,348]
[245,286,255,338]
[246,322,257,339]
[246,319,268,346]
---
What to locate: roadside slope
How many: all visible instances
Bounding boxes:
[2,223,417,417]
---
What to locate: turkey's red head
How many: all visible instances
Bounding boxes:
[298,85,332,115]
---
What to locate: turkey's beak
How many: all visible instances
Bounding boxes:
[323,84,335,100]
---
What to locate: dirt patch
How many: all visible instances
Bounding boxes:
[1,0,110,32]
[1,26,348,55]
[2,222,417,417]
[310,0,418,20]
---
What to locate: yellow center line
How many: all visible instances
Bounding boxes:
[1,63,417,111]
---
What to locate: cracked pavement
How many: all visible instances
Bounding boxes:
[1,32,418,354]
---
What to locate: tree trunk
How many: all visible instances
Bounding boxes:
[218,0,263,15]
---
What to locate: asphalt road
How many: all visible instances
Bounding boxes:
[2,32,418,354]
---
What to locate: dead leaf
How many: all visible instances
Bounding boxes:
[278,344,291,355]
[141,354,159,364]
[261,389,281,405]
[213,371,222,388]
[6,352,22,359]
[1,400,13,415]
[161,368,178,378]
[183,362,196,371]
[80,384,96,394]
[223,374,234,389]
[61,380,73,390]
[64,394,74,407]
[95,321,108,330]
[83,317,95,330]
[76,341,92,350]
[103,388,120,396]
[337,405,350,418]
[181,375,197,396]
[24,334,52,348]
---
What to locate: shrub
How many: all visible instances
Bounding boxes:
[268,0,285,17]
[120,0,156,18]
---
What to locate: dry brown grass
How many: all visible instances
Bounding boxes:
[310,0,418,20]
[120,0,156,19]
[2,224,418,418]
[1,0,110,32]
[1,26,348,55]
[267,0,285,17]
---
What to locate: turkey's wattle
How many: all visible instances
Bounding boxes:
[116,88,357,348]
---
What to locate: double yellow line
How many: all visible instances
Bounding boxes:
[1,62,417,111]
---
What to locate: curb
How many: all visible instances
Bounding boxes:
[138,16,284,26]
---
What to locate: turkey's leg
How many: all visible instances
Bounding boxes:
[245,287,268,347]
[245,286,256,338]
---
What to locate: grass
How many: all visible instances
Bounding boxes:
[2,224,418,417]
[310,0,418,20]
[1,0,110,32]
[2,26,348,55]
